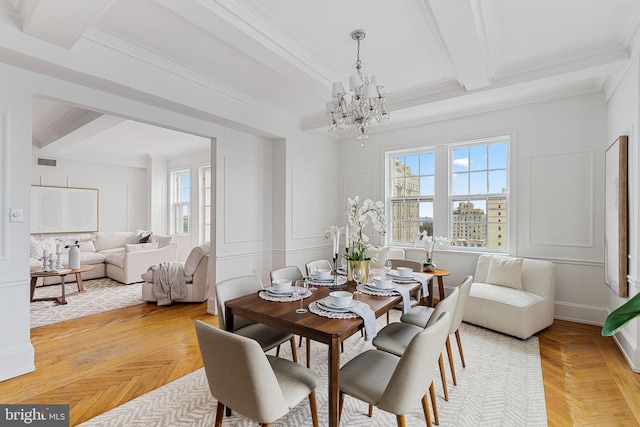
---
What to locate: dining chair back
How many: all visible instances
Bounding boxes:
[339,312,452,426]
[389,259,422,272]
[195,320,319,427]
[305,259,332,276]
[444,275,473,386]
[270,266,304,282]
[215,275,298,362]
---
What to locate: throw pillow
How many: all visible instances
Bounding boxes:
[183,244,211,276]
[30,236,56,259]
[486,256,524,290]
[125,242,159,252]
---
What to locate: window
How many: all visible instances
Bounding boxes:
[199,165,211,244]
[388,152,434,244]
[170,169,190,235]
[386,136,510,252]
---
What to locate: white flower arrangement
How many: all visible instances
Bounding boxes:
[413,232,450,264]
[344,196,386,261]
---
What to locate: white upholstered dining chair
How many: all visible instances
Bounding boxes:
[195,320,319,427]
[338,311,452,427]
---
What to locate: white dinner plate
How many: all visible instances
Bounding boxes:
[317,298,355,312]
[311,277,336,283]
[366,283,396,292]
[266,287,296,295]
[387,270,414,279]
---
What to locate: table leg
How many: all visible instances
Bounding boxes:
[75,272,85,292]
[427,278,434,307]
[59,275,67,305]
[328,336,341,427]
[30,277,38,302]
[437,276,445,302]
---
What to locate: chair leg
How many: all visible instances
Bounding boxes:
[309,391,319,427]
[276,345,280,357]
[438,353,449,401]
[215,401,224,427]
[455,329,466,367]
[430,382,439,425]
[368,404,373,417]
[306,337,311,368]
[339,391,345,421]
[422,394,433,427]
[445,336,457,386]
[289,336,299,364]
[261,424,270,427]
[386,311,390,324]
[298,335,303,347]
[396,414,406,427]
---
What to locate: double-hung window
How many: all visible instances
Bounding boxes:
[170,169,191,235]
[451,139,509,250]
[386,135,510,252]
[388,152,435,244]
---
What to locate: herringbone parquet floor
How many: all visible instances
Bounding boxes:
[1,301,639,426]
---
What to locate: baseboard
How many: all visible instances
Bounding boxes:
[613,328,640,373]
[0,344,34,382]
[554,301,607,325]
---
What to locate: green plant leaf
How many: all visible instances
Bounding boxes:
[602,292,640,336]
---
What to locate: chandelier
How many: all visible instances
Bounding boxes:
[326,29,390,147]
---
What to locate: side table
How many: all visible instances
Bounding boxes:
[427,268,450,307]
[30,265,95,305]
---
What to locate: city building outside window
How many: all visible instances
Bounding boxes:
[170,168,190,235]
[386,136,510,252]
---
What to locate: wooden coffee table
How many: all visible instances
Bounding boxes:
[30,265,95,305]
[428,268,451,307]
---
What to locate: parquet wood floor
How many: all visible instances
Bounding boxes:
[0,302,638,426]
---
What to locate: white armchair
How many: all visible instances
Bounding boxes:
[141,244,211,303]
[463,254,555,339]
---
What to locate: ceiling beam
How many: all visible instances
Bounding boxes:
[20,0,114,48]
[38,113,125,155]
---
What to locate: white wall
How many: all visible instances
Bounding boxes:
[606,55,640,370]
[32,153,147,232]
[339,92,610,325]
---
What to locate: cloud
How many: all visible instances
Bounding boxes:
[454,158,469,167]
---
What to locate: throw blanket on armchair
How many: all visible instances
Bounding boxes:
[151,261,187,306]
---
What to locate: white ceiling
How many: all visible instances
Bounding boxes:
[2,0,639,165]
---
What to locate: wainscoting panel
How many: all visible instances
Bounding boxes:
[0,112,7,261]
[224,156,267,244]
[291,165,336,240]
[529,151,594,247]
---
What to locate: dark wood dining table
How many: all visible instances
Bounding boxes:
[224,278,425,427]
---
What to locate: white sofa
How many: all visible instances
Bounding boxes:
[462,254,556,339]
[30,231,178,285]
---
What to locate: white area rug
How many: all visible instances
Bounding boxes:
[30,278,145,328]
[78,314,547,426]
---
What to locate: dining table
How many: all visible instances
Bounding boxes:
[224,273,430,427]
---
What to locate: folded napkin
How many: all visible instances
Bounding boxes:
[394,286,412,314]
[408,273,432,300]
[347,302,377,341]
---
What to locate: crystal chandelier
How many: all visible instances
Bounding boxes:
[326,30,390,147]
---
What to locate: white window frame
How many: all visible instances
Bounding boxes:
[170,168,191,235]
[199,165,211,245]
[385,134,512,253]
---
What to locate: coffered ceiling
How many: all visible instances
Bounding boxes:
[1,0,639,162]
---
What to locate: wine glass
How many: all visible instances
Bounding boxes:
[341,257,347,273]
[352,267,364,295]
[295,279,308,314]
[384,259,393,275]
[308,266,318,291]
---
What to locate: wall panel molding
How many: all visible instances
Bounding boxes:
[0,112,7,261]
[529,151,594,247]
[291,165,336,240]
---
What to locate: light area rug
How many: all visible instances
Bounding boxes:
[30,278,145,328]
[78,313,547,426]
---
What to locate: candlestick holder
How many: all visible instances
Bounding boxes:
[41,256,50,271]
[55,252,63,269]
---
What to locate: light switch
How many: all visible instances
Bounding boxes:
[10,208,23,223]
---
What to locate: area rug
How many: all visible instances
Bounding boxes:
[30,278,145,328]
[78,315,547,426]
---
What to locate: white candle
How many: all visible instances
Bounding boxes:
[43,249,49,259]
[336,229,340,255]
[345,225,349,249]
[56,244,62,253]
